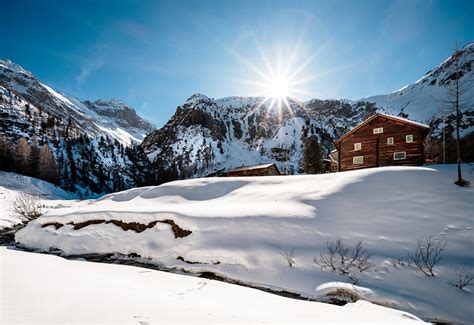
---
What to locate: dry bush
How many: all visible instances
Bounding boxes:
[13,193,43,222]
[314,239,372,284]
[448,269,474,290]
[280,248,296,268]
[406,236,447,277]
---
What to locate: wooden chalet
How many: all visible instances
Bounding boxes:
[333,113,430,172]
[222,163,281,177]
[328,149,339,172]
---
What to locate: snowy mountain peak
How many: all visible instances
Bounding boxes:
[0,59,34,78]
[363,42,473,127]
[186,93,211,103]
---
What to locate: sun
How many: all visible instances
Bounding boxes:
[267,75,291,98]
[227,35,315,115]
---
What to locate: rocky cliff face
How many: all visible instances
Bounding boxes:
[142,43,473,182]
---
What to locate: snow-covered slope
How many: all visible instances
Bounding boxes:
[0,171,78,228]
[0,248,424,323]
[364,42,474,136]
[16,165,474,323]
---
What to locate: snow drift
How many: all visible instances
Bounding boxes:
[16,165,474,323]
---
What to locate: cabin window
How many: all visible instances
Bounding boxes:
[387,137,394,145]
[354,143,361,151]
[353,156,364,164]
[373,127,384,134]
[394,152,406,160]
[406,134,413,143]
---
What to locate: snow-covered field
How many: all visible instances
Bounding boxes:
[0,247,424,323]
[14,165,474,323]
[0,171,79,228]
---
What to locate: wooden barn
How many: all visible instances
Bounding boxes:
[333,113,430,172]
[222,163,281,177]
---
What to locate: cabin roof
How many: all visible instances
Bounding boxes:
[224,163,276,173]
[334,113,430,144]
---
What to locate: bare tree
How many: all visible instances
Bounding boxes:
[314,239,372,284]
[280,248,296,268]
[13,193,43,222]
[448,269,474,290]
[437,44,473,186]
[406,236,447,277]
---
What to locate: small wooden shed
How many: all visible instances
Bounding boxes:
[222,163,281,177]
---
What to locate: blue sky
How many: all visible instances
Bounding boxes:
[2,0,472,126]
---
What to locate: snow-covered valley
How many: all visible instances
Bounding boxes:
[9,164,474,323]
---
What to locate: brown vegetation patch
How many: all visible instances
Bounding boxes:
[41,222,64,230]
[105,220,158,233]
[40,218,192,238]
[159,219,192,238]
[70,220,105,230]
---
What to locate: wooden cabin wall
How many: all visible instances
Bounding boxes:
[338,117,426,171]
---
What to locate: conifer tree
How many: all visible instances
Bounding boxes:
[303,137,324,174]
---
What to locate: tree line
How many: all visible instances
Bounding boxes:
[0,136,59,184]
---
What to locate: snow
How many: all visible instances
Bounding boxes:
[377,113,430,129]
[315,282,377,301]
[0,172,79,228]
[95,124,145,144]
[40,83,76,107]
[0,247,424,323]
[16,164,474,323]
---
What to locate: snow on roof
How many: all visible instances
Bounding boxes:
[335,113,430,143]
[224,163,276,173]
[377,113,430,129]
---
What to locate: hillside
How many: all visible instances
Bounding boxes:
[16,165,474,323]
[141,43,473,182]
[0,59,155,195]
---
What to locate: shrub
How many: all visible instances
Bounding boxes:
[13,193,43,222]
[314,239,372,284]
[448,269,474,290]
[280,248,296,268]
[406,236,447,277]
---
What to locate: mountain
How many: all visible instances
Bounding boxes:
[0,59,155,196]
[0,59,154,144]
[141,43,473,182]
[365,42,474,137]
